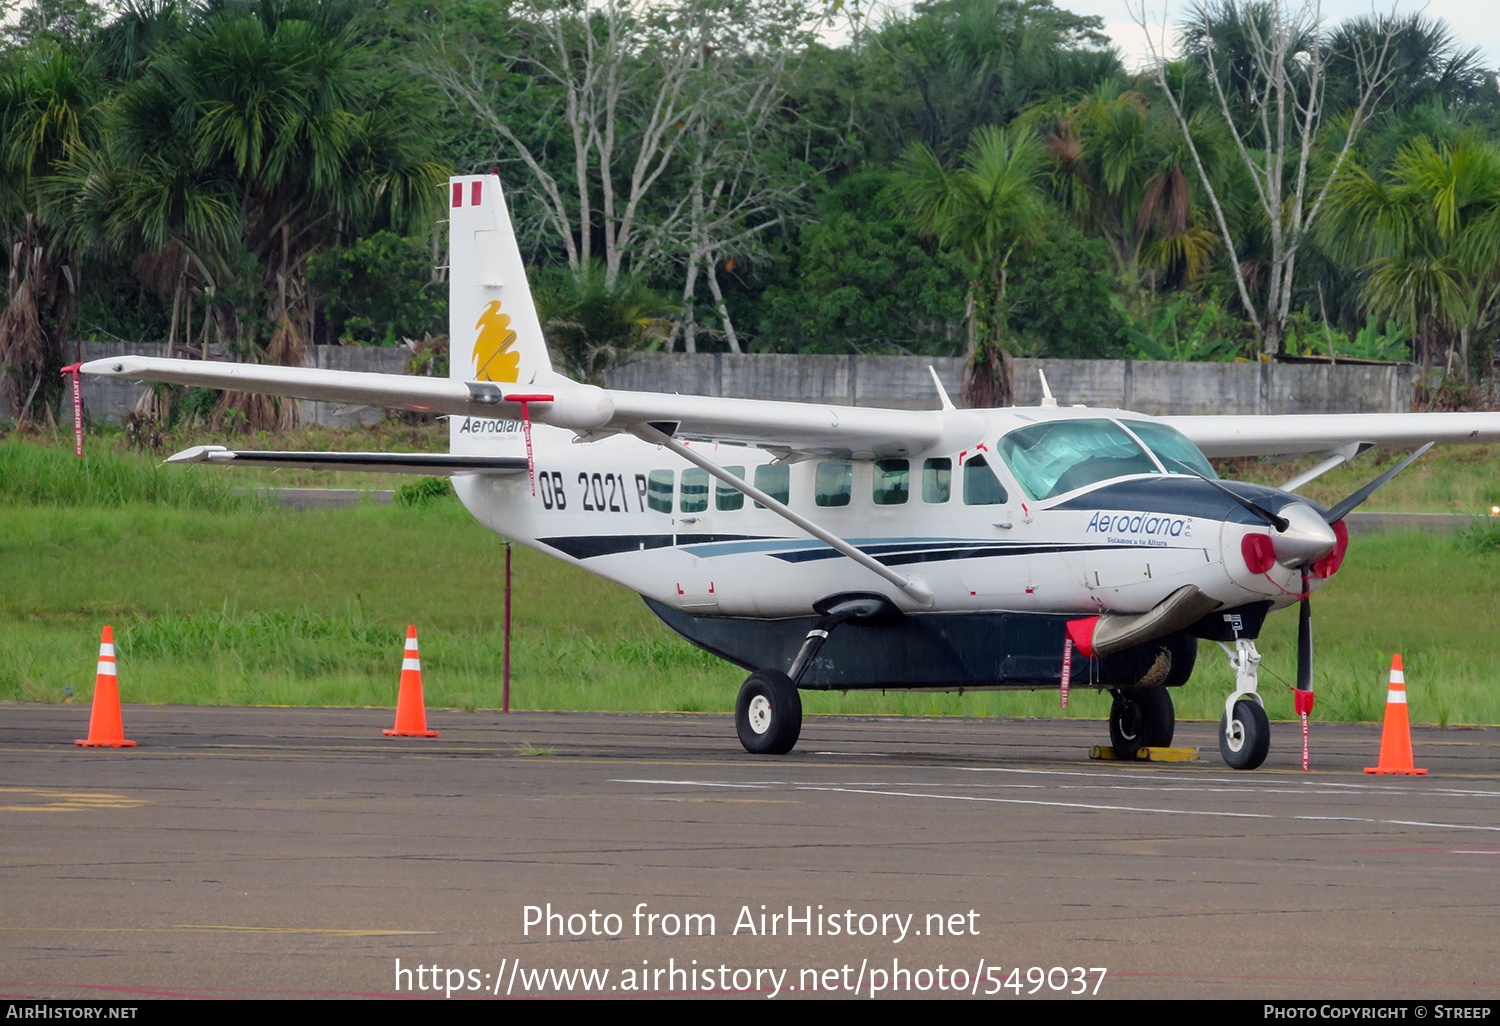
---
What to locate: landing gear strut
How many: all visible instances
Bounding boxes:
[1108,688,1175,759]
[734,595,896,756]
[1217,639,1270,770]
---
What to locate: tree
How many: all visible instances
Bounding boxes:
[0,41,100,419]
[45,2,446,426]
[1140,0,1399,356]
[894,125,1051,407]
[661,3,814,354]
[870,0,1121,161]
[1319,133,1500,379]
[1020,80,1226,290]
[429,0,812,328]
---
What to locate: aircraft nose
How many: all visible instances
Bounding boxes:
[1271,502,1337,566]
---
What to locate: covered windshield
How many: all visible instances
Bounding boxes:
[1121,421,1218,479]
[999,419,1162,500]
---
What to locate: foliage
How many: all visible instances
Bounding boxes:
[1456,516,1500,556]
[1319,133,1500,379]
[307,231,445,346]
[868,0,1120,161]
[531,261,675,383]
[38,1,447,429]
[1006,227,1129,359]
[1282,314,1411,362]
[757,171,966,354]
[1117,293,1250,362]
[394,475,455,508]
[0,437,249,509]
[894,124,1052,405]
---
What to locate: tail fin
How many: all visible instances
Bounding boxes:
[448,175,553,388]
[448,175,558,456]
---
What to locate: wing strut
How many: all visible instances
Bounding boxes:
[631,424,936,608]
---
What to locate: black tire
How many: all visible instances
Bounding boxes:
[1219,699,1270,770]
[1109,687,1175,759]
[735,670,802,755]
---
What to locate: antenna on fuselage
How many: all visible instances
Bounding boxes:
[1039,369,1058,408]
[928,365,956,411]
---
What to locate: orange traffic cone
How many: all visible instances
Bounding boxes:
[76,626,136,748]
[1365,654,1426,775]
[384,625,438,738]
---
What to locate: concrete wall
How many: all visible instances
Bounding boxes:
[611,353,1420,415]
[3,343,1419,426]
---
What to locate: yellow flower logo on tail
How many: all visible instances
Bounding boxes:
[472,300,520,382]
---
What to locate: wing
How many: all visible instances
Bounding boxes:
[163,446,528,475]
[1162,412,1500,458]
[80,356,957,460]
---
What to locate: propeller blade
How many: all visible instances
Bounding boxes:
[1297,566,1313,693]
[1158,456,1289,531]
[1323,443,1434,524]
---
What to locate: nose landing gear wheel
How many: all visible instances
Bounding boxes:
[1219,699,1270,770]
[736,670,802,755]
[1108,687,1175,759]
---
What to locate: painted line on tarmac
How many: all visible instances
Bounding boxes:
[613,778,1273,819]
[614,775,1500,832]
[0,787,148,812]
[0,925,439,936]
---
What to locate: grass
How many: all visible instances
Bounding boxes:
[2,434,1497,724]
[1215,444,1500,514]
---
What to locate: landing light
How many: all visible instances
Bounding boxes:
[1491,504,1499,516]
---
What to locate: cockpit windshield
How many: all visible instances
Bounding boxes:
[1000,419,1161,500]
[1122,420,1219,480]
[999,418,1219,500]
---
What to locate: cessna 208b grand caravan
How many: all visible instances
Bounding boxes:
[84,175,1500,770]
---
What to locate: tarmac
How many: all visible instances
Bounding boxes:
[3,703,1498,1000]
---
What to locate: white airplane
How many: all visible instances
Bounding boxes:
[83,175,1500,770]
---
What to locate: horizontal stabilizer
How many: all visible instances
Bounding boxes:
[164,445,528,475]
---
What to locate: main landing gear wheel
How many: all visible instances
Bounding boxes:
[1219,699,1270,770]
[1108,688,1175,759]
[736,670,802,755]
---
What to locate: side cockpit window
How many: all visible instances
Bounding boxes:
[922,458,951,503]
[962,455,1008,505]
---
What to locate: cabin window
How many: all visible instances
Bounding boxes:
[717,466,746,511]
[1122,421,1218,479]
[680,468,709,513]
[922,458,951,503]
[873,459,909,505]
[963,455,1008,505]
[753,464,789,508]
[647,470,674,513]
[815,461,852,507]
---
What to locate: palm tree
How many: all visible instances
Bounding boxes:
[1021,82,1226,291]
[0,41,101,419]
[45,2,446,428]
[1319,133,1500,379]
[894,125,1051,407]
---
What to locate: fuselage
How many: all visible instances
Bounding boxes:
[451,403,1332,627]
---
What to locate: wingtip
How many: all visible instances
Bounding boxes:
[163,445,230,466]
